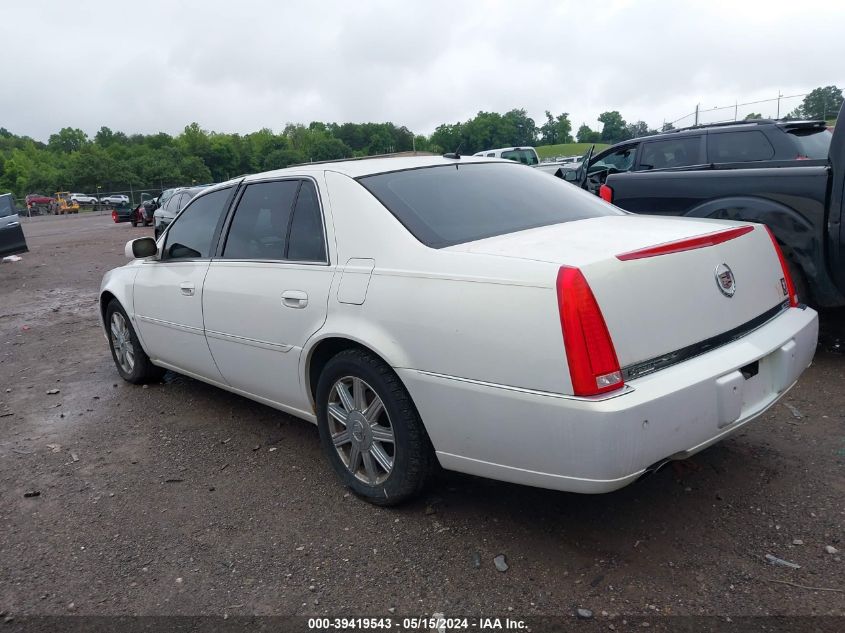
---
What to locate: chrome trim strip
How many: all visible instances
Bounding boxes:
[412,370,634,402]
[622,302,790,381]
[205,329,293,352]
[135,315,204,335]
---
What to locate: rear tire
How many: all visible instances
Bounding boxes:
[105,299,164,384]
[316,348,434,505]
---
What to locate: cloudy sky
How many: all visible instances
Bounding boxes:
[3,0,844,141]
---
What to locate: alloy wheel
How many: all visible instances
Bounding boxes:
[327,376,395,485]
[110,312,135,374]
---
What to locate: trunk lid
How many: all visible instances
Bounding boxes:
[446,215,790,369]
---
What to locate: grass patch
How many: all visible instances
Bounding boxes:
[536,142,610,159]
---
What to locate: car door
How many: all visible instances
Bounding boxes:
[585,144,638,194]
[132,186,234,381]
[202,178,334,413]
[0,194,28,257]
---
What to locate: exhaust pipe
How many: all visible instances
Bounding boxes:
[637,458,672,482]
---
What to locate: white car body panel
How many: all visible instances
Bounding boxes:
[404,305,816,492]
[132,260,226,382]
[203,260,335,410]
[99,156,819,494]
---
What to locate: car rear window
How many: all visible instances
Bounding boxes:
[357,162,623,248]
[787,128,832,159]
[708,130,775,163]
[500,149,539,165]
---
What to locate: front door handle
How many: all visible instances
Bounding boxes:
[180,282,195,296]
[282,290,308,309]
[6,221,20,228]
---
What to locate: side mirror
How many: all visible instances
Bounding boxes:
[563,170,579,181]
[125,237,158,260]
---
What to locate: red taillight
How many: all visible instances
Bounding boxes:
[556,266,624,397]
[765,226,798,307]
[616,225,754,261]
[111,210,118,223]
[599,184,613,202]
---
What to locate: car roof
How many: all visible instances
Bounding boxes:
[612,118,828,147]
[228,155,511,184]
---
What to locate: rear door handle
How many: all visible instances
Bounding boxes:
[6,221,19,228]
[282,290,308,309]
[180,282,195,296]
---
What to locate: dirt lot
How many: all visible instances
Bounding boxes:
[1,213,843,625]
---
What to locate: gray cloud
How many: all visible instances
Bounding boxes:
[2,0,843,141]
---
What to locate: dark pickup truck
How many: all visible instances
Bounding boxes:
[586,108,844,307]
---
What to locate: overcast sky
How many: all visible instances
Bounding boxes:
[3,0,844,141]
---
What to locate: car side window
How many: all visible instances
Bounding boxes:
[708,131,775,163]
[589,145,637,174]
[222,180,299,260]
[164,192,182,213]
[639,137,701,170]
[0,195,13,217]
[162,188,231,260]
[287,181,326,262]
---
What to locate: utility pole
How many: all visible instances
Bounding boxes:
[734,100,738,121]
[776,91,783,119]
[694,103,700,126]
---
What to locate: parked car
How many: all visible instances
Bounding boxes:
[24,193,54,216]
[25,193,54,206]
[580,118,831,189]
[0,193,28,257]
[70,193,99,205]
[100,155,818,505]
[100,194,130,205]
[110,202,137,226]
[472,146,540,165]
[130,199,157,227]
[152,186,207,238]
[578,104,845,308]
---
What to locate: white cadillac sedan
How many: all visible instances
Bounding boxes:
[99,155,818,505]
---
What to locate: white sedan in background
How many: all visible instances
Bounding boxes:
[99,156,818,505]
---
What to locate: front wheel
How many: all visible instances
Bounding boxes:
[105,299,164,384]
[316,349,434,505]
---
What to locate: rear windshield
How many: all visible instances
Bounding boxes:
[500,149,539,165]
[787,128,832,159]
[357,162,623,248]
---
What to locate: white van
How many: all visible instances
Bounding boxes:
[473,146,539,166]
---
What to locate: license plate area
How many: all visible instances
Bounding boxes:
[716,356,776,428]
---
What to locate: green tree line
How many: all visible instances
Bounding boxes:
[2,86,839,200]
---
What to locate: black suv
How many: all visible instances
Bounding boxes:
[583,119,832,192]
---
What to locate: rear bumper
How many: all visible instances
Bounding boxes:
[399,306,818,494]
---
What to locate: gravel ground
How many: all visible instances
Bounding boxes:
[0,213,843,625]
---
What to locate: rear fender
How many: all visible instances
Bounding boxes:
[682,195,843,304]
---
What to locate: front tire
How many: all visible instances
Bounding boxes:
[105,299,164,384]
[316,349,434,505]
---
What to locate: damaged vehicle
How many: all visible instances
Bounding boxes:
[99,155,818,505]
[0,193,28,258]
